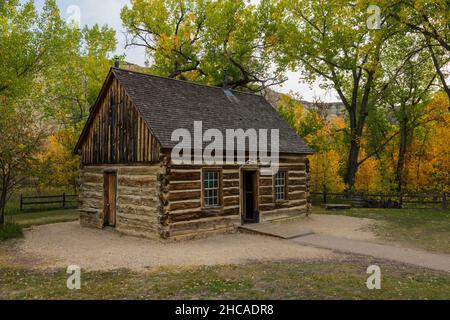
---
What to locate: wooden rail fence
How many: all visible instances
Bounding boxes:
[20,193,78,211]
[310,192,448,209]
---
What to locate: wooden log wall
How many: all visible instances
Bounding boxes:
[157,155,241,239]
[81,77,160,165]
[258,155,310,222]
[157,154,310,239]
[78,154,310,240]
[79,164,162,239]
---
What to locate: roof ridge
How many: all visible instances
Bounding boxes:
[111,67,267,98]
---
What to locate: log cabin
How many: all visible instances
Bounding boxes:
[74,67,314,240]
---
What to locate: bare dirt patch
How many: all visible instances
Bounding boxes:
[1,222,336,271]
[295,214,381,241]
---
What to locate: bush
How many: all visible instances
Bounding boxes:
[0,223,24,241]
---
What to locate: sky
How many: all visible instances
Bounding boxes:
[34,0,339,102]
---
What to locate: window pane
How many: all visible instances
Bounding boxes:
[203,171,220,207]
[275,172,286,201]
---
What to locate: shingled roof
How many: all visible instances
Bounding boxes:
[80,68,314,155]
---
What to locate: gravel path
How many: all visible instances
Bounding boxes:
[293,214,380,241]
[294,234,450,273]
[1,222,335,271]
[242,214,380,241]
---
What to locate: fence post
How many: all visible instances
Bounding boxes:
[443,193,447,209]
[62,192,66,209]
[399,193,403,209]
[20,194,23,212]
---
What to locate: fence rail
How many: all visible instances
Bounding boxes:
[310,192,448,209]
[20,193,78,211]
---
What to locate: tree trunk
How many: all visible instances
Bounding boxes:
[0,188,6,226]
[426,36,450,102]
[344,137,360,192]
[0,171,10,227]
[396,122,408,193]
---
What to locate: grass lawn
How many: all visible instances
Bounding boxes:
[0,209,78,241]
[5,209,79,229]
[313,207,450,255]
[1,205,448,299]
[1,259,449,300]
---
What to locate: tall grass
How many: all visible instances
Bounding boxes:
[0,223,23,241]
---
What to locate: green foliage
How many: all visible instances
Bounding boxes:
[0,223,23,241]
[42,24,117,126]
[0,102,44,224]
[121,0,284,91]
[272,0,447,190]
[0,0,117,219]
[0,0,68,98]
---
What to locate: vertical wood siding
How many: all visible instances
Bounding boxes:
[81,77,160,165]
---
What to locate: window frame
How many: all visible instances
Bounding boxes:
[201,168,223,209]
[273,169,288,203]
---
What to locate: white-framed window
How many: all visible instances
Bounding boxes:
[275,171,287,201]
[203,170,221,207]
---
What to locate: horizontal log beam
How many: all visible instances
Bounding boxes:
[224,196,239,206]
[168,208,239,223]
[223,187,240,197]
[169,181,202,191]
[168,190,202,201]
[259,199,308,211]
[170,171,201,182]
[169,200,201,212]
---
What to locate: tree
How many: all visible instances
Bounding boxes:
[42,24,117,127]
[0,0,68,98]
[0,0,117,220]
[382,45,437,193]
[276,94,346,194]
[121,0,284,91]
[406,92,449,192]
[0,0,70,225]
[275,0,403,191]
[35,128,80,192]
[386,0,450,101]
[0,102,44,225]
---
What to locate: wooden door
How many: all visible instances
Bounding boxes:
[243,171,259,224]
[103,172,117,227]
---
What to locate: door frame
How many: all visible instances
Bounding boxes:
[103,170,117,228]
[240,168,259,224]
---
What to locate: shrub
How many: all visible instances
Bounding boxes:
[0,223,24,241]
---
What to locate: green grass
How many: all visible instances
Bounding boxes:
[6,209,79,229]
[0,260,449,300]
[5,188,77,215]
[0,223,24,241]
[313,207,450,254]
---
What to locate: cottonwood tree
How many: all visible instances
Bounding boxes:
[0,0,88,223]
[0,0,68,97]
[275,0,403,191]
[0,103,44,226]
[386,0,450,101]
[121,0,284,91]
[382,48,438,194]
[43,24,117,126]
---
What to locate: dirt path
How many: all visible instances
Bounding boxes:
[294,214,380,241]
[242,214,380,241]
[294,234,450,273]
[0,222,335,271]
[7,213,440,273]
